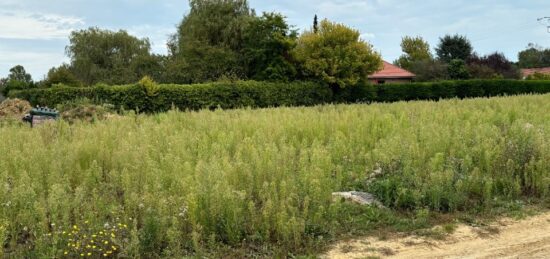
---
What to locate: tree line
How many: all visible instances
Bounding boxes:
[1,0,549,97]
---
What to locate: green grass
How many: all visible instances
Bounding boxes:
[1,94,549,257]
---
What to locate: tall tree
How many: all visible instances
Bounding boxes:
[518,43,550,68]
[313,14,319,33]
[293,19,382,89]
[42,64,82,87]
[1,65,34,96]
[241,12,297,81]
[66,27,154,85]
[394,36,432,70]
[7,65,32,84]
[167,0,253,83]
[436,34,473,63]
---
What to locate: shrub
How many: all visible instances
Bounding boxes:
[10,81,332,113]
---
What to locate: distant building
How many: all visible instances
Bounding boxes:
[368,61,415,85]
[520,67,550,79]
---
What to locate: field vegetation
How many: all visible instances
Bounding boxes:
[1,94,549,257]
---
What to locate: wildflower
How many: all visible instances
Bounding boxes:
[111,246,117,251]
[103,254,108,257]
[64,251,68,255]
[80,253,84,257]
[73,225,78,230]
[104,241,109,245]
[85,220,89,224]
[87,252,92,256]
[92,245,96,249]
[111,233,115,238]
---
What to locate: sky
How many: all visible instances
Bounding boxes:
[1,0,549,80]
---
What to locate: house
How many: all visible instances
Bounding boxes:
[368,61,415,84]
[520,67,550,79]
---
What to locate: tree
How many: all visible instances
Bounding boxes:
[1,65,34,96]
[394,36,432,70]
[42,64,82,87]
[293,19,382,89]
[66,27,154,85]
[467,52,519,79]
[313,15,319,33]
[448,59,470,80]
[241,12,297,81]
[518,43,550,68]
[436,34,473,63]
[408,59,449,82]
[167,0,253,83]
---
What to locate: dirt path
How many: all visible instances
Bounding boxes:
[324,212,550,259]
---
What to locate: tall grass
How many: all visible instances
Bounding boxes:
[1,94,549,257]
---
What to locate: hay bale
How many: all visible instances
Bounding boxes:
[0,98,32,119]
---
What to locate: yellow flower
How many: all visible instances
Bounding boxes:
[99,231,103,235]
[92,245,96,249]
[104,241,109,245]
[111,233,115,238]
[92,235,97,238]
[80,253,84,257]
[87,252,92,256]
[64,251,68,255]
[73,225,78,229]
[103,254,108,257]
[111,246,117,251]
[107,251,112,254]
[85,220,89,224]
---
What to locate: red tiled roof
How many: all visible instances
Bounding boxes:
[368,61,415,79]
[521,67,550,78]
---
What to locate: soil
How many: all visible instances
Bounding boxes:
[324,212,550,259]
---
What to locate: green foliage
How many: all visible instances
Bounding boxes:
[518,43,550,69]
[167,0,253,83]
[1,65,34,96]
[67,27,154,85]
[42,65,82,88]
[241,12,297,81]
[10,81,332,112]
[394,36,432,71]
[0,94,549,256]
[409,59,449,82]
[436,34,473,63]
[448,59,470,80]
[526,72,550,80]
[294,19,382,89]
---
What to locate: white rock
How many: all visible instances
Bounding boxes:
[332,191,384,207]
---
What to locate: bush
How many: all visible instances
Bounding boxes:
[9,80,550,112]
[373,79,550,102]
[10,81,333,113]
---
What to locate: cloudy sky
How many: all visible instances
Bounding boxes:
[1,0,549,79]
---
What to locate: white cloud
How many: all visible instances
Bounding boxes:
[0,11,84,40]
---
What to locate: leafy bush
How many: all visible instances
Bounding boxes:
[10,81,333,113]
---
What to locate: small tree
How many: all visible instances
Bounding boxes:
[42,64,82,87]
[394,36,432,70]
[294,19,382,89]
[448,59,470,80]
[436,34,473,63]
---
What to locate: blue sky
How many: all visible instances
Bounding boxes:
[1,0,549,80]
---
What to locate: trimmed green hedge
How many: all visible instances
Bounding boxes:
[9,81,333,112]
[9,80,550,112]
[373,79,550,102]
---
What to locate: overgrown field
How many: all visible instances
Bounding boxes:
[1,94,549,257]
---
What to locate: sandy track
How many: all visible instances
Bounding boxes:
[324,212,550,259]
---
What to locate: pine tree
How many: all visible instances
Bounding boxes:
[313,15,319,33]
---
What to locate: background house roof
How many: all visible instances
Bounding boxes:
[369,61,415,79]
[521,67,550,78]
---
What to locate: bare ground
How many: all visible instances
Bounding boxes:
[324,212,550,259]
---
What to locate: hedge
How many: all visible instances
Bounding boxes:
[9,81,333,112]
[9,79,550,112]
